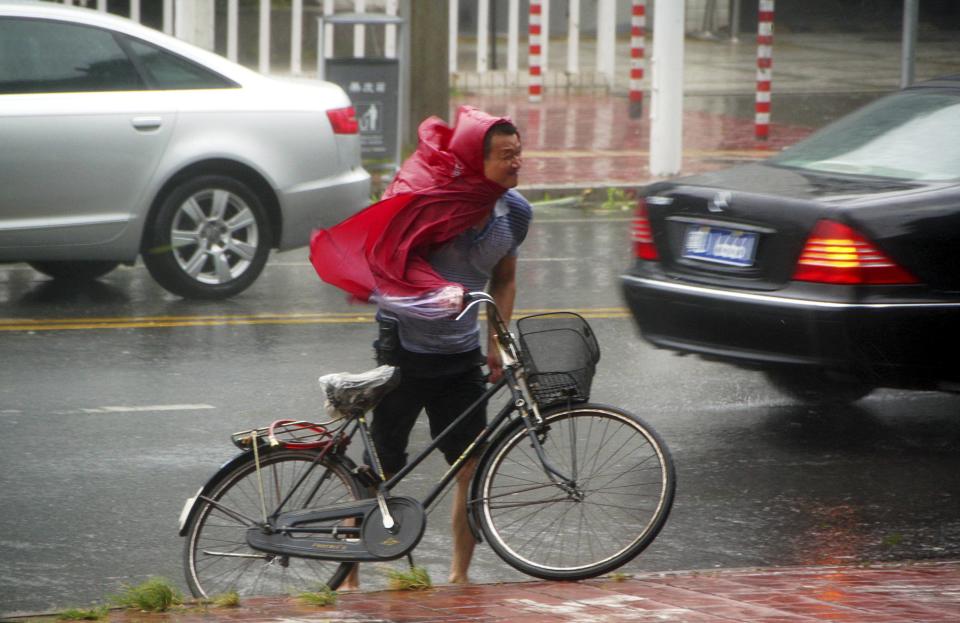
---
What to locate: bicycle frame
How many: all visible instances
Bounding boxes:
[248,292,576,540]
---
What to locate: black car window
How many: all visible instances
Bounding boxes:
[0,18,142,94]
[771,89,960,182]
[124,38,235,90]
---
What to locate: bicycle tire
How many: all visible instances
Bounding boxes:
[183,448,365,598]
[473,403,675,580]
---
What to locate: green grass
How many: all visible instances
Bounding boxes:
[385,566,432,591]
[600,187,635,210]
[56,607,108,621]
[211,591,241,608]
[606,572,633,582]
[109,577,183,612]
[297,585,338,607]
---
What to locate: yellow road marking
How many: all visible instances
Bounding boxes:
[0,308,631,332]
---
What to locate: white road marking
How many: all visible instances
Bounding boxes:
[79,404,216,414]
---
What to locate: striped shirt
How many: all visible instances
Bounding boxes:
[384,189,533,355]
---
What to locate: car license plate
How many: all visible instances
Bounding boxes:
[682,225,758,267]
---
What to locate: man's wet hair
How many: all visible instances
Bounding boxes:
[483,122,519,159]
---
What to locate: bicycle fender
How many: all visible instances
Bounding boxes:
[177,449,359,537]
[178,450,256,537]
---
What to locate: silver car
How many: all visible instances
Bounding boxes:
[0,1,370,298]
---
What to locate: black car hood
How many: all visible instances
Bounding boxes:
[676,163,926,203]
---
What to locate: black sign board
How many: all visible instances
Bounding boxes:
[326,58,399,165]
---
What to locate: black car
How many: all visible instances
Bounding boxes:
[621,76,960,404]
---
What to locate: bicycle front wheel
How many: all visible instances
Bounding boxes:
[474,404,675,580]
[183,448,364,598]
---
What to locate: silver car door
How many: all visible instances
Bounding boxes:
[0,17,174,255]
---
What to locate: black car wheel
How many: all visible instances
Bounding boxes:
[764,367,875,405]
[143,175,272,299]
[28,260,119,281]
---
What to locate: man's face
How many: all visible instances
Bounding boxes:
[483,132,522,188]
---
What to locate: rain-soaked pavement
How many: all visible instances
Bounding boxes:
[2,206,960,616]
[4,30,960,618]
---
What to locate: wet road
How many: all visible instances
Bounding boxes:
[2,206,959,616]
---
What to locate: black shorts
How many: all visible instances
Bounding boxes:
[370,366,487,475]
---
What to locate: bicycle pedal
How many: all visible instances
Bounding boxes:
[353,465,382,488]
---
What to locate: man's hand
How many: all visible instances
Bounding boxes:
[486,255,517,384]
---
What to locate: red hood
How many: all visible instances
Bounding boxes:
[310,106,515,315]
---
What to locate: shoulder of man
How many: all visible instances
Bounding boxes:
[502,189,533,244]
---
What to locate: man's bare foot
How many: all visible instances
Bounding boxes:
[447,573,470,585]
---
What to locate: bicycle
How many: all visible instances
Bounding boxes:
[178,292,676,598]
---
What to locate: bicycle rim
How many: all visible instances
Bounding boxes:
[477,405,675,580]
[183,449,361,598]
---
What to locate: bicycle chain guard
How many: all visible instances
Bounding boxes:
[245,496,426,562]
[361,496,426,560]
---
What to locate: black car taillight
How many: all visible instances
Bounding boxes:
[632,199,658,260]
[793,219,919,285]
[326,106,359,134]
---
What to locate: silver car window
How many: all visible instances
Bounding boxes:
[124,37,236,90]
[0,18,143,94]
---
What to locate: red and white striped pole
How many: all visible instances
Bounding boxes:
[754,0,774,140]
[628,0,646,118]
[528,0,543,102]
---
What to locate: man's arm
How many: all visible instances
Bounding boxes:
[486,254,518,383]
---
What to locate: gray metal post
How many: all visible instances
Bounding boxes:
[730,0,741,42]
[901,0,919,88]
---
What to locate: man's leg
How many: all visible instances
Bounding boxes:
[424,368,487,584]
[341,376,424,590]
[449,455,479,584]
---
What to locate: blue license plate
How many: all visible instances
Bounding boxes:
[682,225,758,267]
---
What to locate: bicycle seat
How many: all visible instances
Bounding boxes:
[318,365,400,418]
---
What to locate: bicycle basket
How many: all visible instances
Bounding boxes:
[517,312,600,408]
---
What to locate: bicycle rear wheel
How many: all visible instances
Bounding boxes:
[474,404,675,580]
[183,448,364,598]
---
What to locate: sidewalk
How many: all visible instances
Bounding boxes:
[55,560,960,623]
[450,30,960,194]
[454,91,814,193]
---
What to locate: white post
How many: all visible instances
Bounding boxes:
[449,0,459,73]
[354,0,366,58]
[259,0,270,74]
[324,0,334,59]
[163,0,173,35]
[174,0,185,38]
[650,0,685,176]
[97,0,106,11]
[130,0,140,22]
[596,0,616,86]
[227,0,239,62]
[291,0,303,74]
[386,0,398,58]
[567,0,580,74]
[478,0,489,73]
[507,0,519,74]
[528,0,543,102]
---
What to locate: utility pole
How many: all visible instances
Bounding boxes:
[403,0,450,151]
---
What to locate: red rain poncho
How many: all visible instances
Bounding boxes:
[309,105,512,318]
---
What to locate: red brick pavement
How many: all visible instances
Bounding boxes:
[91,561,960,623]
[452,94,814,188]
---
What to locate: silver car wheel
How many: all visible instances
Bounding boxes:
[170,189,259,286]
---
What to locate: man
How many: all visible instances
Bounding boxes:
[369,119,529,584]
[316,108,530,587]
